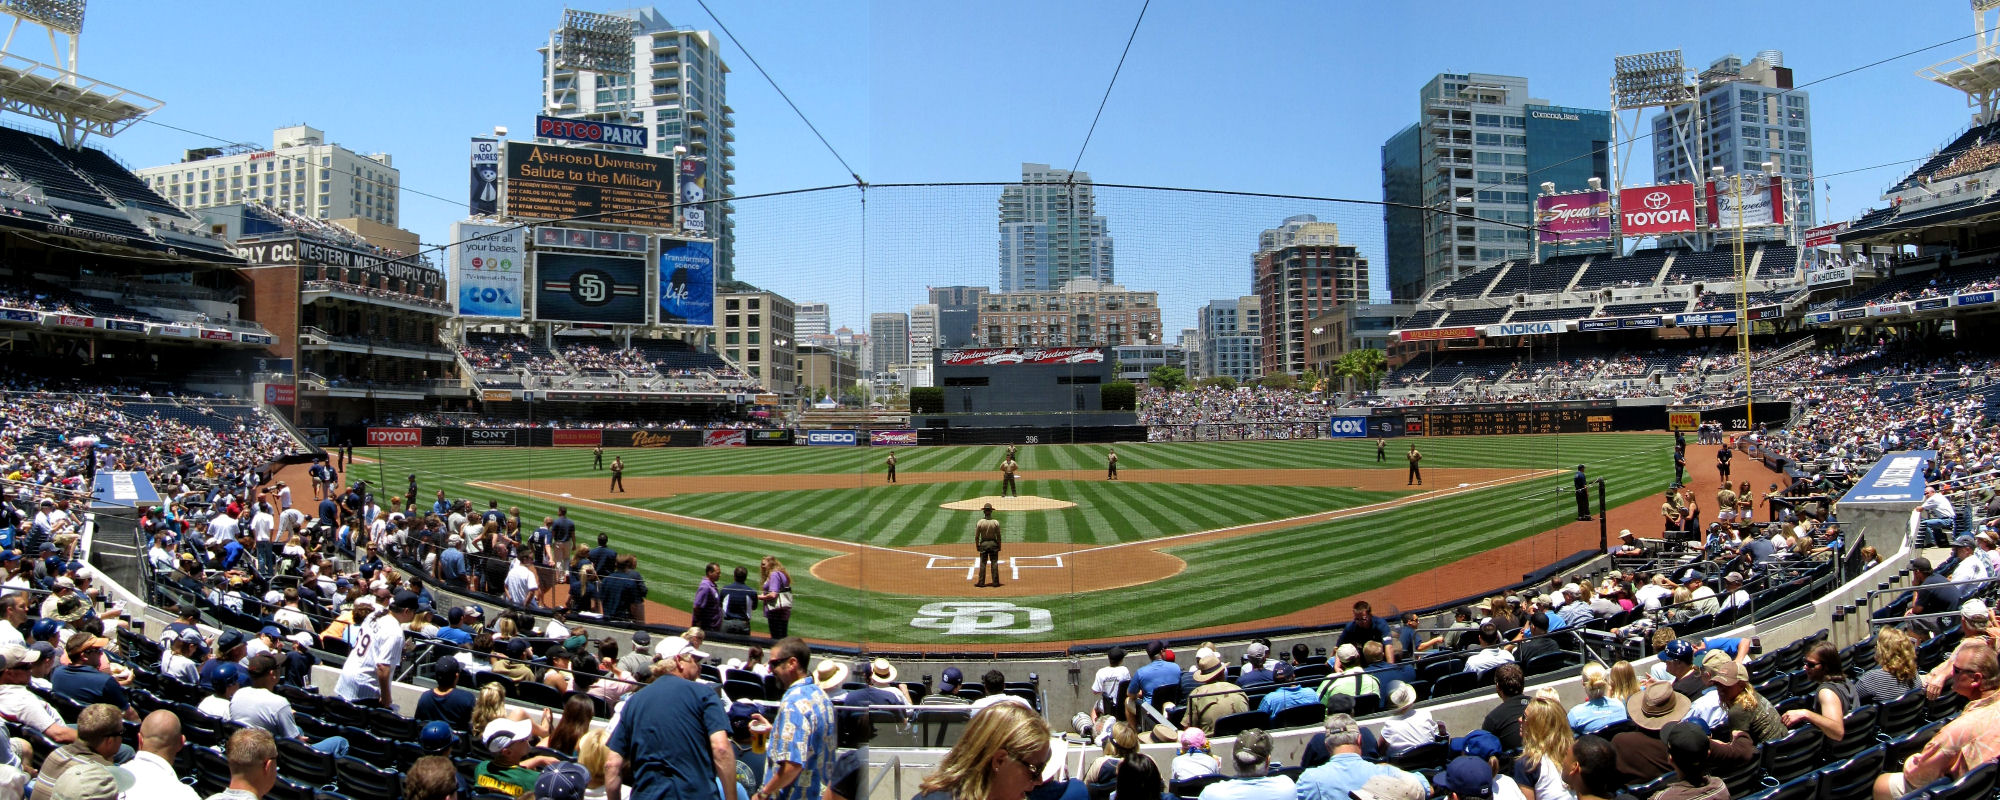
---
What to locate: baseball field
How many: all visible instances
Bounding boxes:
[355,432,1679,647]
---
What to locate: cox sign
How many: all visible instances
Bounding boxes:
[1327,417,1369,438]
[806,429,858,446]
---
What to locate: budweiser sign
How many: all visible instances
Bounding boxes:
[940,348,1105,366]
[1618,184,1697,236]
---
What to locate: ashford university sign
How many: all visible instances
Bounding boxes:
[1618,184,1697,236]
[939,348,1105,366]
[237,236,442,288]
[1536,190,1612,243]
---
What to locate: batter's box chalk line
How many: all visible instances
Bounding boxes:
[926,554,1066,580]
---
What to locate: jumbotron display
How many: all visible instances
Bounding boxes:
[503,141,677,229]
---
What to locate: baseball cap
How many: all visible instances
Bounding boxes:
[204,663,247,693]
[28,619,57,641]
[1457,729,1503,758]
[1662,639,1697,663]
[1272,661,1295,682]
[1232,729,1273,767]
[1709,661,1748,687]
[483,717,534,751]
[64,633,107,657]
[1353,773,1429,800]
[432,657,463,679]
[417,721,457,753]
[217,631,246,652]
[630,631,651,646]
[1334,643,1359,665]
[1912,557,1935,572]
[27,642,57,665]
[534,762,591,800]
[0,643,39,671]
[259,625,282,640]
[941,666,964,687]
[1245,642,1270,660]
[1178,727,1207,751]
[503,638,529,658]
[246,652,288,676]
[1967,598,1993,624]
[1663,722,1710,764]
[1433,757,1494,799]
[390,590,421,611]
[52,576,74,591]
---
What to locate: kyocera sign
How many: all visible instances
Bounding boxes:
[535,115,648,148]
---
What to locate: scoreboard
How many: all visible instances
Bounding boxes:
[1421,408,1614,436]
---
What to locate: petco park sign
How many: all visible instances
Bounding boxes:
[1618,184,1697,236]
[939,348,1104,366]
[535,115,648,149]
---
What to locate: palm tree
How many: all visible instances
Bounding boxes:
[1333,348,1388,394]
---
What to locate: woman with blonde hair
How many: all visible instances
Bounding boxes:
[759,555,793,639]
[470,682,550,745]
[576,729,619,799]
[1520,692,1577,800]
[914,703,1054,800]
[1606,661,1641,702]
[1856,625,1920,703]
[1567,664,1630,734]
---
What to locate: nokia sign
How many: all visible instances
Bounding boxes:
[805,429,858,446]
[1327,417,1369,438]
[1485,321,1561,337]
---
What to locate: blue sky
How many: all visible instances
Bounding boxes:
[67,1,1990,333]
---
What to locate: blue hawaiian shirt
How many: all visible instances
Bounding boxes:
[772,677,836,800]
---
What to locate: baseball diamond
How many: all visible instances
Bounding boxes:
[335,432,1766,647]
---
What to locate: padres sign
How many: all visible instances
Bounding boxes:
[534,252,647,324]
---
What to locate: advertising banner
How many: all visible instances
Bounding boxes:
[1578,316,1662,332]
[366,427,422,447]
[152,324,194,337]
[0,309,34,322]
[1804,221,1848,248]
[1674,312,1737,327]
[534,252,648,324]
[1365,417,1406,437]
[805,429,858,446]
[238,333,274,345]
[534,115,648,149]
[1804,312,1832,325]
[938,347,1105,366]
[467,429,516,447]
[1536,190,1613,243]
[1617,184,1698,236]
[451,222,526,318]
[1706,175,1786,228]
[1837,308,1866,320]
[1667,411,1701,432]
[658,238,715,326]
[1326,417,1369,438]
[504,141,675,229]
[1484,321,1561,337]
[103,319,145,333]
[1398,326,1479,342]
[704,429,747,447]
[236,236,440,289]
[1806,267,1852,288]
[870,430,919,447]
[615,430,699,448]
[534,226,650,254]
[199,330,234,341]
[748,430,794,447]
[678,157,708,234]
[1916,297,1952,312]
[469,138,499,216]
[482,390,514,402]
[552,429,603,447]
[48,314,93,328]
[263,384,295,406]
[1960,291,1997,307]
[1841,449,1934,505]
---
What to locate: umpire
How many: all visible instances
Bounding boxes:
[974,503,1003,587]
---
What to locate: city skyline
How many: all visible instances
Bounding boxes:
[46,2,1992,335]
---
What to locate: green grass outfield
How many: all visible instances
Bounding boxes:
[362,433,1672,645]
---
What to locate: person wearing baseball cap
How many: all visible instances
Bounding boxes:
[534,761,592,800]
[1295,713,1427,800]
[477,717,543,796]
[1215,728,1288,792]
[416,656,477,733]
[1132,640,1178,703]
[50,634,133,721]
[1351,772,1428,800]
[232,651,351,758]
[1706,661,1783,743]
[0,642,74,746]
[335,590,419,707]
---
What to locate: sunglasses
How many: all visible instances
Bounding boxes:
[1010,752,1048,776]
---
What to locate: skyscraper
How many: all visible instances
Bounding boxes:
[1197,297,1261,383]
[928,285,987,349]
[137,125,400,226]
[538,8,736,279]
[1380,74,1609,297]
[997,163,1113,292]
[908,304,939,366]
[1652,51,1814,239]
[870,312,909,376]
[796,302,830,338]
[1255,219,1369,377]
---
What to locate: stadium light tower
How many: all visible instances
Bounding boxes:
[1610,50,1699,247]
[1917,0,2000,124]
[547,8,639,127]
[0,0,158,147]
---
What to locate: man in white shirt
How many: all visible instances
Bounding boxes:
[249,503,275,573]
[124,709,199,800]
[1950,535,1991,594]
[1091,647,1131,716]
[271,591,314,634]
[504,555,539,609]
[233,652,350,757]
[0,643,74,746]
[1463,624,1516,675]
[0,595,26,650]
[1717,572,1752,612]
[1633,575,1673,612]
[205,508,239,547]
[145,534,177,577]
[274,481,292,511]
[1920,487,1956,547]
[335,590,417,707]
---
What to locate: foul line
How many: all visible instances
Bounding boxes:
[471,468,1563,562]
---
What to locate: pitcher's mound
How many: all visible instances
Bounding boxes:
[942,495,1075,511]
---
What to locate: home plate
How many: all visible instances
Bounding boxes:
[941,495,1076,511]
[561,493,573,498]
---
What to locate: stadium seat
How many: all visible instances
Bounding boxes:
[192,745,232,795]
[1389,741,1450,772]
[1876,691,1925,739]
[1762,725,1824,784]
[365,707,423,743]
[1212,711,1268,737]
[1714,752,1765,798]
[1430,671,1484,698]
[1268,703,1325,730]
[1825,706,1878,762]
[1927,761,2000,800]
[335,757,402,798]
[1885,720,1945,767]
[1925,689,1967,721]
[1170,774,1225,798]
[1736,774,1816,800]
[1816,746,1885,800]
[269,776,317,800]
[512,680,565,709]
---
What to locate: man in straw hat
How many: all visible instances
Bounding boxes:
[974,503,1003,587]
[1187,648,1247,734]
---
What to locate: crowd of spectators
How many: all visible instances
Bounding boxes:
[301,279,449,311]
[555,343,655,374]
[1141,387,1330,441]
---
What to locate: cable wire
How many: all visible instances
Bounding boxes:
[690,0,862,186]
[1069,0,1150,177]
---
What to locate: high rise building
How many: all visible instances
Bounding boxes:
[1652,51,1814,238]
[539,8,736,279]
[137,125,400,226]
[1255,220,1369,377]
[716,290,796,395]
[1197,296,1261,383]
[1380,74,1609,297]
[997,163,1113,292]
[976,278,1158,348]
[909,303,940,366]
[870,312,909,377]
[928,285,987,349]
[796,302,830,338]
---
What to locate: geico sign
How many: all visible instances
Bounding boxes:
[806,430,857,445]
[1622,208,1693,227]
